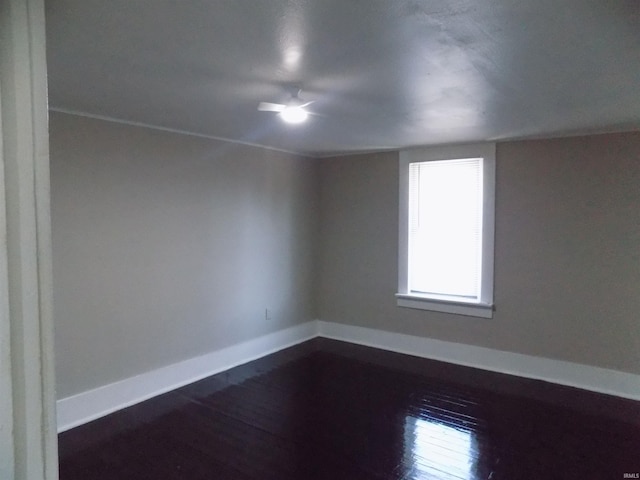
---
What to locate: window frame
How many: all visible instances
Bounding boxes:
[397,143,496,318]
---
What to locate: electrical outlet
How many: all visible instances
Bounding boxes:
[265,308,272,321]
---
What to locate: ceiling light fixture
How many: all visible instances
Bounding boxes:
[258,88,313,125]
[279,105,308,124]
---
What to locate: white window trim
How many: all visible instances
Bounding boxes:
[397,143,496,319]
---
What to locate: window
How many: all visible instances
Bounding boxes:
[397,143,495,318]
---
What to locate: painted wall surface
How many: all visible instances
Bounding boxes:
[50,112,318,399]
[317,133,640,375]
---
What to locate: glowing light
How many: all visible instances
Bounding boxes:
[284,47,302,70]
[279,106,308,124]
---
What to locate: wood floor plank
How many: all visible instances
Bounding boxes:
[59,340,640,479]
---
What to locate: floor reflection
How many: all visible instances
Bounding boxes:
[404,416,475,480]
[59,347,640,480]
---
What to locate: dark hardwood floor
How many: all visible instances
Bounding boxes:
[59,338,640,480]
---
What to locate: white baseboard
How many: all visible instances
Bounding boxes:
[58,319,640,432]
[56,321,318,432]
[317,321,640,401]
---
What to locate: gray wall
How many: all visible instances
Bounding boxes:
[51,112,318,399]
[317,132,640,375]
[52,112,640,400]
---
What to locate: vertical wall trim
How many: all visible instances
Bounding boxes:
[0,45,16,480]
[0,0,58,478]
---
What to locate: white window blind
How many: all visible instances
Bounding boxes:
[408,158,483,301]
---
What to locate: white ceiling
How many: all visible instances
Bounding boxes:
[46,0,640,157]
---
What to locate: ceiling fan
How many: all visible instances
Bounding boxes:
[258,89,314,124]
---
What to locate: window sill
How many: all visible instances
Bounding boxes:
[395,294,494,319]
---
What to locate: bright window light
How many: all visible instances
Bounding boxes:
[397,143,495,318]
[408,158,483,299]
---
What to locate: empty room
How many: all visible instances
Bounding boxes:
[1,1,639,479]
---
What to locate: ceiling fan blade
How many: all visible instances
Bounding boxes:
[258,102,286,112]
[300,100,315,108]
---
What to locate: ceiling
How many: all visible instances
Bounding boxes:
[46,0,640,157]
